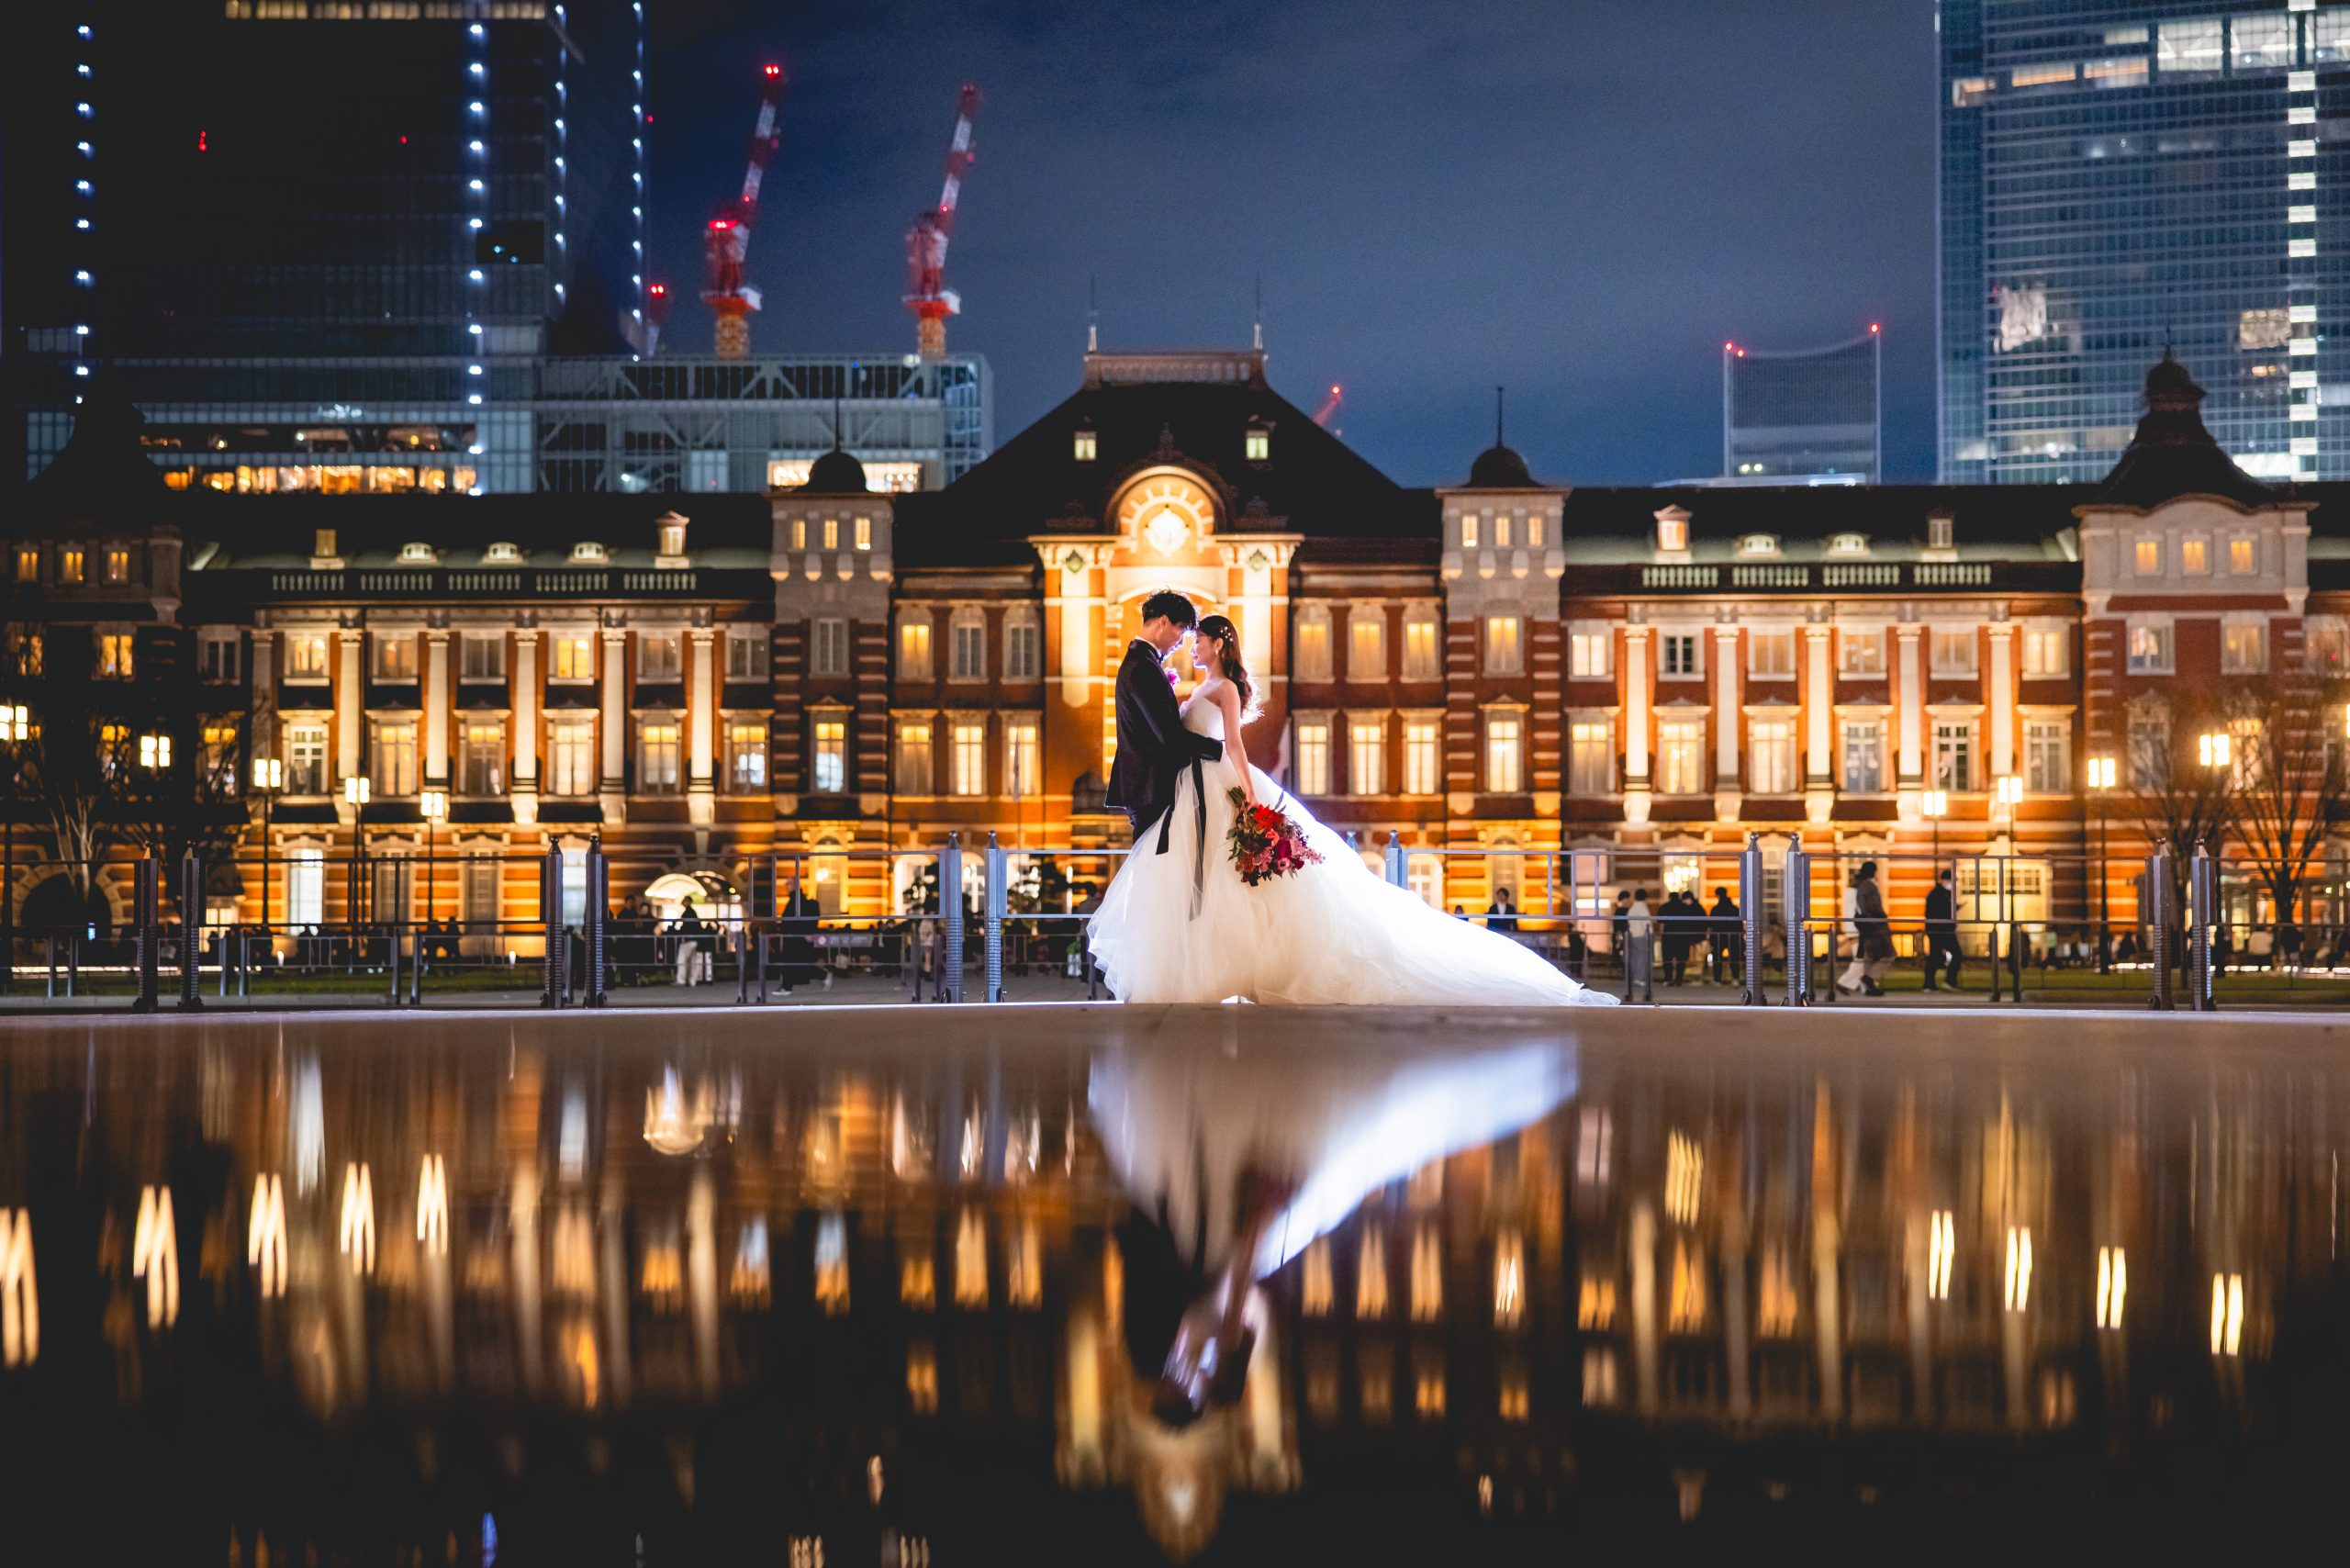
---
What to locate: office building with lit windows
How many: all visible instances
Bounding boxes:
[1940,0,2350,485]
[1718,330,1881,482]
[2,1,989,494]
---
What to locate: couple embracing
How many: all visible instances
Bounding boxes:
[1086,591,1615,1007]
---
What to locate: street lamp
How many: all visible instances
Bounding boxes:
[420,787,447,976]
[252,756,282,962]
[139,730,173,862]
[2198,731,2231,772]
[1995,774,2024,819]
[1922,787,1949,870]
[344,775,371,933]
[0,703,28,996]
[2087,755,2117,969]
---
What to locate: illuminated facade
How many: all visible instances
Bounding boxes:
[1940,1,2350,485]
[5,348,2349,946]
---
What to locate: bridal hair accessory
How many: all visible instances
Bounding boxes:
[1225,787,1322,886]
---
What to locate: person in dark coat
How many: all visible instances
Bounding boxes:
[1707,886,1740,984]
[1836,861,1894,996]
[778,873,821,992]
[1483,888,1519,933]
[1103,590,1225,859]
[1922,868,1961,991]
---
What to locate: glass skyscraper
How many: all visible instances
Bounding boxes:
[1939,0,2349,484]
[1721,330,1882,480]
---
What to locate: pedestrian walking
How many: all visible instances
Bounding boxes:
[1623,887,1654,1002]
[1836,861,1894,996]
[1923,869,1961,991]
[1707,885,1740,984]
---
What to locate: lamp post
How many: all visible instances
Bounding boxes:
[344,774,371,935]
[420,786,447,980]
[252,756,282,969]
[139,730,173,859]
[1921,787,1948,872]
[2087,754,2116,970]
[0,703,28,996]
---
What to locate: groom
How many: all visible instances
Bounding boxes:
[1106,591,1225,886]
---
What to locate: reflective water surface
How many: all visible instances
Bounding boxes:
[3,1006,2348,1564]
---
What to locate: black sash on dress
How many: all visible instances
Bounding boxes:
[1154,753,1211,918]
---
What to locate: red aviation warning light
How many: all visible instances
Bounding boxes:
[702,63,788,358]
[1314,385,1343,428]
[904,84,982,359]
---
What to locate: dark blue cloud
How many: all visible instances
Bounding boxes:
[649,0,1936,484]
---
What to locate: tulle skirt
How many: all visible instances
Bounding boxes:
[1087,756,1617,1008]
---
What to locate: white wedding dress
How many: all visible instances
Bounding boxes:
[1086,696,1617,1006]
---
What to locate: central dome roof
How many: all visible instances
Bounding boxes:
[802,446,869,494]
[1467,442,1536,488]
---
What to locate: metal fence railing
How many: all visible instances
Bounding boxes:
[6,833,2346,1013]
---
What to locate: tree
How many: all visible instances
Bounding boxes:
[2225,671,2349,957]
[2121,688,2235,969]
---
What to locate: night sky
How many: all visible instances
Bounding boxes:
[649,0,1938,486]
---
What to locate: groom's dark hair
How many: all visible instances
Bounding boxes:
[1139,589,1198,629]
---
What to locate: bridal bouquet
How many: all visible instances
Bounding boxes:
[1225,787,1322,886]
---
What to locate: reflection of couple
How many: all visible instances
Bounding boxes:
[1088,591,1615,1007]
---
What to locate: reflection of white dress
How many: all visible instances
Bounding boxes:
[1087,698,1617,1007]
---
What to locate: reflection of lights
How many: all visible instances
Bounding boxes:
[131,1186,179,1328]
[1498,1373,1530,1422]
[900,1249,936,1308]
[2003,1225,2032,1312]
[814,1213,849,1314]
[906,1341,939,1412]
[954,1209,987,1306]
[1758,1246,1799,1338]
[339,1162,375,1275]
[1357,1226,1389,1319]
[558,1084,588,1180]
[1665,1131,1703,1225]
[2211,1272,2244,1357]
[1667,1237,1707,1331]
[1493,1229,1524,1327]
[551,1205,595,1295]
[2096,1247,2127,1330]
[1007,1215,1043,1309]
[1302,1238,1334,1317]
[247,1174,287,1298]
[1928,1209,1955,1300]
[571,1324,599,1408]
[958,1104,981,1181]
[1576,1106,1612,1188]
[867,1455,885,1507]
[293,1057,323,1194]
[1004,1107,1040,1181]
[643,1067,712,1156]
[0,1208,37,1366]
[640,1239,682,1302]
[1576,1273,1616,1330]
[417,1155,448,1256]
[730,1218,771,1305]
[1410,1223,1443,1322]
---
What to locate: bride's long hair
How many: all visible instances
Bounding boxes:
[1192,615,1262,722]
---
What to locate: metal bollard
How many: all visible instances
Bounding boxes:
[1384,832,1407,889]
[2190,841,2218,1012]
[984,832,1006,1002]
[130,856,161,1014]
[387,918,401,1004]
[941,834,964,1003]
[1782,834,1809,1007]
[1739,832,1765,1004]
[539,842,565,1008]
[179,849,206,1010]
[2146,845,2174,1012]
[586,836,610,1008]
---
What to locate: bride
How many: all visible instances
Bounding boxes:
[1087,613,1617,1006]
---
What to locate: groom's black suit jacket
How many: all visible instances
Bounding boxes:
[1104,639,1224,848]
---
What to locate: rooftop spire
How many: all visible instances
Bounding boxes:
[1494,385,1505,448]
[1087,274,1099,353]
[1253,274,1263,353]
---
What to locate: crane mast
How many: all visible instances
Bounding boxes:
[703,63,787,360]
[904,84,981,360]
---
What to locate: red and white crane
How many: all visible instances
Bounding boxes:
[1314,384,1343,429]
[702,62,787,360]
[904,84,981,360]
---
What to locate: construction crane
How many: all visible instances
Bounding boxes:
[904,84,981,360]
[1314,384,1343,429]
[702,62,787,360]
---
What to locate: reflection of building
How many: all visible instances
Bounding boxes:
[6,346,2350,946]
[1940,5,2350,484]
[1718,331,1880,483]
[6,1008,2341,1555]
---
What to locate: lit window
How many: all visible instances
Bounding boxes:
[726,721,768,791]
[950,721,986,795]
[1658,720,1705,795]
[1402,611,1440,679]
[1569,720,1614,795]
[812,719,847,793]
[1245,423,1270,462]
[2306,617,2350,675]
[898,618,933,680]
[656,519,687,558]
[13,548,36,583]
[1748,629,1795,678]
[1494,515,1512,549]
[1829,532,1868,556]
[1839,630,1885,676]
[96,632,134,679]
[2025,719,2070,794]
[370,719,419,795]
[1072,427,1097,462]
[460,720,506,795]
[1841,720,1885,793]
[1749,720,1796,793]
[551,630,596,681]
[1738,532,1778,558]
[2222,620,2268,674]
[949,616,985,680]
[1933,719,1977,791]
[1930,627,1976,675]
[1348,716,1384,796]
[482,541,521,564]
[1403,720,1439,795]
[569,541,607,564]
[2180,536,2210,576]
[822,518,839,551]
[58,546,85,584]
[1569,628,1612,679]
[287,723,329,794]
[1484,711,1523,793]
[1460,511,1480,550]
[1655,512,1689,552]
[2134,537,2162,577]
[103,545,131,582]
[547,718,596,796]
[1004,717,1039,797]
[1349,609,1386,681]
[1483,616,1523,675]
[790,519,806,550]
[2020,624,2067,678]
[854,516,871,551]
[1927,513,1954,551]
[1294,610,1332,681]
[811,618,849,678]
[397,542,436,565]
[1295,720,1331,795]
[2229,537,2257,576]
[895,722,934,795]
[2126,622,2173,674]
[637,719,681,793]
